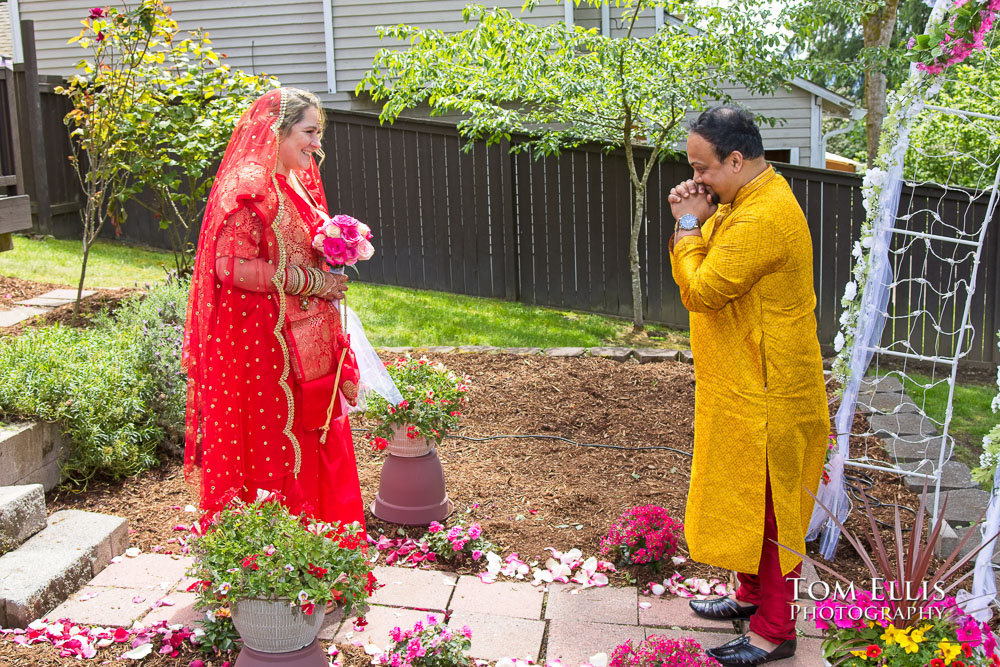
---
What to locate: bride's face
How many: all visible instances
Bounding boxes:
[277,106,322,175]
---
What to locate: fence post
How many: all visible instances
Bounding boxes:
[17,20,51,235]
[500,139,518,302]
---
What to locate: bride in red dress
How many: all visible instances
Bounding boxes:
[182,88,365,529]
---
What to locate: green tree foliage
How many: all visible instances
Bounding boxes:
[906,46,1000,187]
[117,31,276,275]
[58,1,275,285]
[359,0,803,331]
[790,0,932,164]
[58,1,168,308]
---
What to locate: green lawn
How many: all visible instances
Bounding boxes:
[1,235,689,349]
[1,236,173,288]
[900,371,998,470]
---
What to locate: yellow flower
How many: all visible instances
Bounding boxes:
[910,624,932,643]
[850,649,869,660]
[880,625,899,645]
[898,636,920,654]
[938,640,962,665]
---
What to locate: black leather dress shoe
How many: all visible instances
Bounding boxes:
[705,635,797,665]
[689,596,759,621]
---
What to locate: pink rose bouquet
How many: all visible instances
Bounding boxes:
[312,214,375,268]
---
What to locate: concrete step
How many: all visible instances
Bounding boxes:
[0,484,46,556]
[954,524,1000,564]
[899,461,979,493]
[0,421,65,491]
[0,509,128,628]
[869,412,938,439]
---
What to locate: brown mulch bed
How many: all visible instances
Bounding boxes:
[45,351,926,588]
[0,276,955,664]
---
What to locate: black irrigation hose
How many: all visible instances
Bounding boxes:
[844,470,917,532]
[352,430,918,528]
[351,428,693,458]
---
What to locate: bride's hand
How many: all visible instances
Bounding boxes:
[318,271,348,301]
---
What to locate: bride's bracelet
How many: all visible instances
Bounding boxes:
[284,266,306,295]
[305,267,326,297]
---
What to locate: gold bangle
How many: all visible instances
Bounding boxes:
[307,268,325,296]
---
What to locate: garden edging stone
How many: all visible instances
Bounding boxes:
[0,421,66,491]
[0,484,46,556]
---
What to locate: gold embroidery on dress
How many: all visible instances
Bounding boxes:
[268,89,303,477]
[341,380,358,405]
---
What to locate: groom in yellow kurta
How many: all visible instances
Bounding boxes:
[668,106,829,666]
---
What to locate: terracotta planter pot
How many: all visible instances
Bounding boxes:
[371,447,454,525]
[384,423,435,457]
[231,598,324,653]
[234,640,326,666]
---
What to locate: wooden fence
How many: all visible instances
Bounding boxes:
[5,87,999,366]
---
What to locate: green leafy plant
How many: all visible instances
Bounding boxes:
[365,356,470,447]
[58,1,276,288]
[115,31,276,275]
[0,321,162,482]
[101,273,189,455]
[781,484,1000,666]
[0,279,193,481]
[57,1,173,307]
[188,494,376,618]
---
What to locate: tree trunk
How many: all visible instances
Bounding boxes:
[629,184,645,332]
[862,0,902,167]
[76,229,92,315]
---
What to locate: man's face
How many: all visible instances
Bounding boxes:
[686,132,735,205]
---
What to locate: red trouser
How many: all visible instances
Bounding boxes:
[735,473,800,644]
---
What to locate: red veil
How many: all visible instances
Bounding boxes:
[183,89,361,519]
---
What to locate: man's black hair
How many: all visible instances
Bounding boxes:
[689,105,765,162]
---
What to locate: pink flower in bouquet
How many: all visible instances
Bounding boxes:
[314,213,375,268]
[332,214,359,228]
[341,226,362,245]
[323,237,348,264]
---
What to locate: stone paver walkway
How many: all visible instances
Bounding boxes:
[48,554,827,664]
[0,289,96,328]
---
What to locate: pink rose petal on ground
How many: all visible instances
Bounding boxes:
[638,601,652,610]
[478,572,497,584]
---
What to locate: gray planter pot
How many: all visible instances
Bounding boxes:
[231,598,324,653]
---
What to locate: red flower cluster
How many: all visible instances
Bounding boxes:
[88,7,106,19]
[307,563,328,579]
[185,580,212,593]
[600,505,683,568]
[240,554,260,570]
[365,571,380,595]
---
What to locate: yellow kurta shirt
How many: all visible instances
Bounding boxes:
[670,166,829,576]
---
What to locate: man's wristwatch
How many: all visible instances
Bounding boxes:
[677,213,701,231]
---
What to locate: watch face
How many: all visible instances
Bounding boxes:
[679,215,699,230]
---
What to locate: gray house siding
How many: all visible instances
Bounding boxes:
[11,0,843,165]
[331,0,563,93]
[15,0,329,93]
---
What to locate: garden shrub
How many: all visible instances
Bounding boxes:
[0,276,190,482]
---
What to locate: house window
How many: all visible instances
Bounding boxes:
[764,149,791,163]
